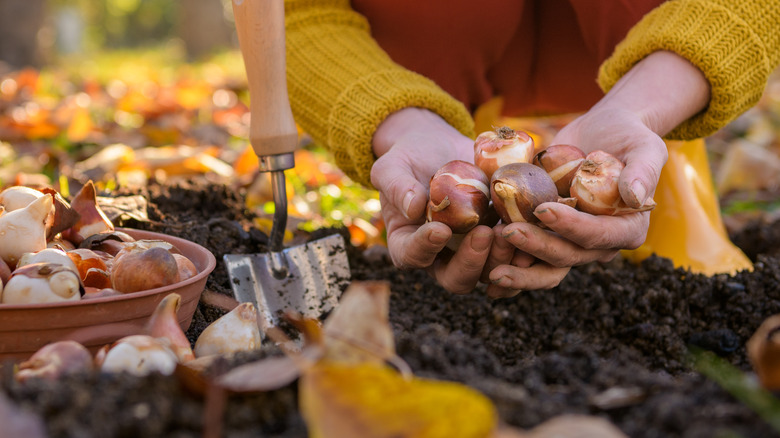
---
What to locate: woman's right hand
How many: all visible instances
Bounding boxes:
[370,108,499,295]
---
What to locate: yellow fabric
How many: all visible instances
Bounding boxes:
[285,0,475,187]
[286,0,780,187]
[621,139,753,275]
[599,0,780,140]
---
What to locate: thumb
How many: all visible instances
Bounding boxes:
[371,158,429,221]
[619,136,668,208]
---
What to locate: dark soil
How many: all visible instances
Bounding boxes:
[4,178,780,438]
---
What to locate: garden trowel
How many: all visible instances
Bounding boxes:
[224,0,350,333]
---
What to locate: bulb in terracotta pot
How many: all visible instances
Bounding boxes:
[1,262,84,304]
[95,335,178,376]
[111,247,180,293]
[0,194,52,268]
[15,340,94,383]
[491,162,558,224]
[194,302,262,358]
[19,248,79,274]
[67,248,113,289]
[173,253,198,282]
[426,160,490,234]
[0,185,45,212]
[474,126,535,179]
[533,144,586,197]
[570,150,656,216]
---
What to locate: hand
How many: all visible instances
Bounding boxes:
[483,51,711,296]
[370,108,495,294]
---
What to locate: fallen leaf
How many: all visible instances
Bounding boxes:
[300,361,497,438]
[97,194,149,223]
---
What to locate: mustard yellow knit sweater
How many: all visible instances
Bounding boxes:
[285,0,780,187]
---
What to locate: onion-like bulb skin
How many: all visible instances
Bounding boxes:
[426,160,491,234]
[474,126,535,180]
[490,163,558,224]
[570,150,656,216]
[533,144,586,197]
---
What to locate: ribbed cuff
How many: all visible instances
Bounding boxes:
[327,69,475,187]
[598,0,771,140]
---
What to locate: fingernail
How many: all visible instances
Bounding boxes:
[402,190,415,219]
[491,275,508,286]
[428,229,448,246]
[534,208,557,223]
[502,227,527,242]
[471,229,492,252]
[629,180,647,206]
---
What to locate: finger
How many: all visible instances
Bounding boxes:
[487,263,571,298]
[370,159,429,221]
[532,202,650,250]
[619,136,667,208]
[387,221,451,269]
[432,226,494,295]
[480,224,516,283]
[502,220,620,267]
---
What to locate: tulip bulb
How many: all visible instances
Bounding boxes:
[15,340,94,382]
[490,163,558,224]
[426,160,491,234]
[1,262,83,304]
[194,302,261,357]
[95,335,178,376]
[145,293,195,362]
[0,185,45,212]
[67,248,112,289]
[19,248,79,274]
[0,195,52,267]
[570,150,656,216]
[173,253,198,282]
[474,126,535,179]
[533,144,586,197]
[111,247,179,293]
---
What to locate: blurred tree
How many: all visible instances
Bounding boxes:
[178,0,233,60]
[0,0,47,68]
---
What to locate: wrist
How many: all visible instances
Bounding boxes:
[372,107,471,158]
[596,51,711,136]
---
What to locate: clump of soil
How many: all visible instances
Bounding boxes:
[3,179,780,438]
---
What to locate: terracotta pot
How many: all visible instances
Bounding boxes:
[0,229,216,362]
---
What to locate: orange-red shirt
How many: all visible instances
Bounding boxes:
[351,0,663,116]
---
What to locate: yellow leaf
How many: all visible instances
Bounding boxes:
[301,362,497,438]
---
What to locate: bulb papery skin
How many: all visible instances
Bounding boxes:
[66,180,114,242]
[570,150,656,216]
[96,335,178,376]
[0,195,53,268]
[533,144,586,197]
[67,248,112,288]
[19,248,79,274]
[145,293,195,362]
[490,163,559,224]
[1,263,83,304]
[194,302,262,357]
[111,247,179,293]
[474,126,535,180]
[426,160,490,234]
[15,340,94,383]
[173,254,198,282]
[0,185,44,212]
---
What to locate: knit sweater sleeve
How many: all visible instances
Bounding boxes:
[284,0,475,187]
[598,0,780,140]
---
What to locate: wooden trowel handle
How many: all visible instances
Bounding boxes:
[232,0,298,158]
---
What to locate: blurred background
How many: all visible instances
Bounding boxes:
[0,0,779,249]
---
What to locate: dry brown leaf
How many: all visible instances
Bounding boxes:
[322,281,395,365]
[97,195,149,223]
